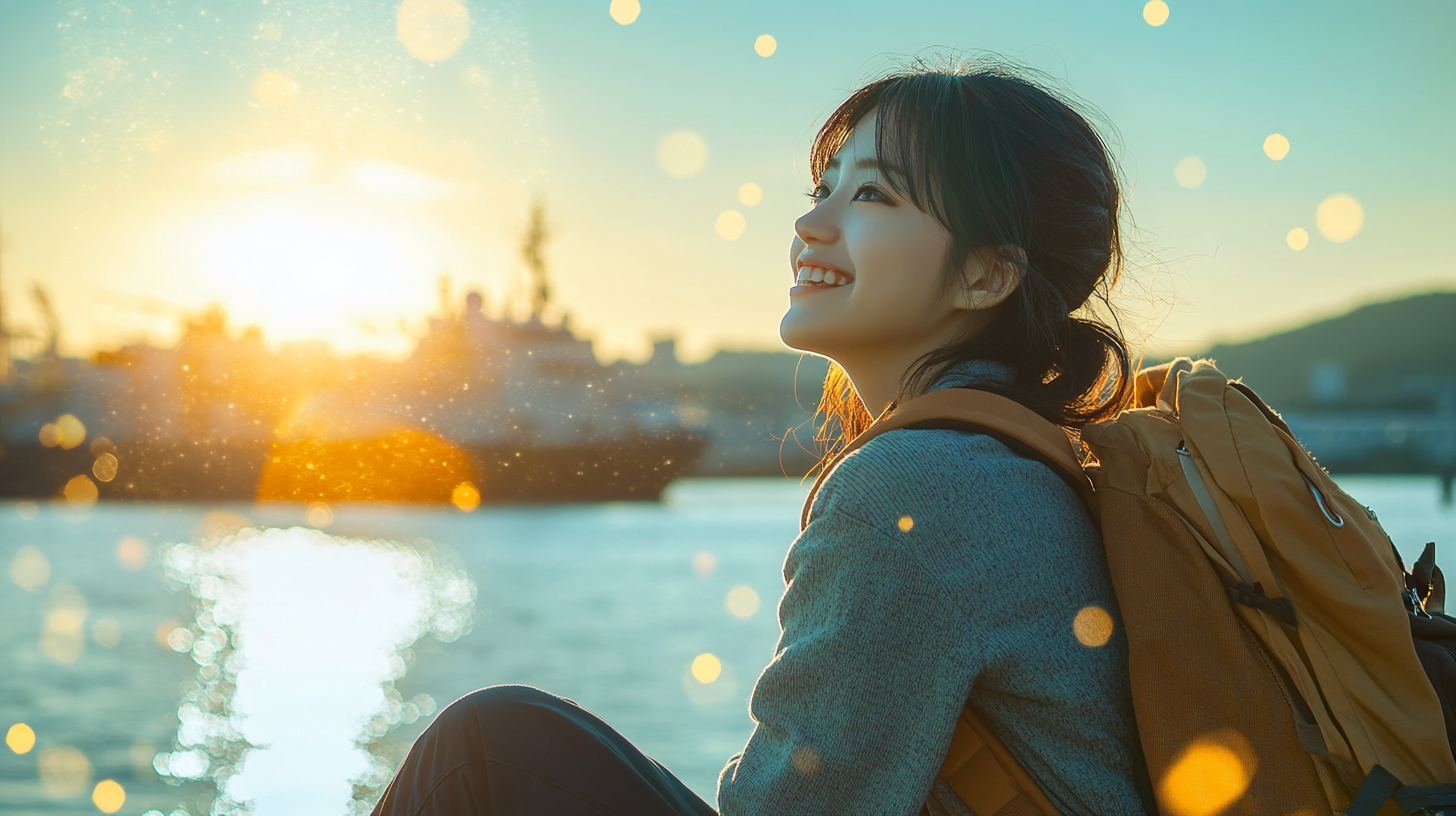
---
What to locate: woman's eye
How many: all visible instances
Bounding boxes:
[853,185,888,203]
[805,183,830,203]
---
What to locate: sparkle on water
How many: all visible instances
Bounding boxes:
[754,35,777,57]
[1143,0,1170,26]
[1174,156,1207,189]
[1159,730,1256,816]
[1287,227,1310,251]
[715,210,746,240]
[609,0,642,26]
[657,130,708,179]
[1316,193,1364,243]
[1263,133,1290,160]
[154,526,474,815]
[41,583,90,665]
[738,182,763,207]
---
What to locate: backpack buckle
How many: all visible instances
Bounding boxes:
[1405,587,1433,620]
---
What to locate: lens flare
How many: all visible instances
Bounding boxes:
[726,586,760,618]
[715,210,746,240]
[1073,605,1114,647]
[252,70,296,107]
[1160,730,1256,816]
[609,0,641,25]
[92,780,126,813]
[1174,157,1206,189]
[397,0,471,63]
[657,131,707,178]
[6,723,35,754]
[1316,193,1364,243]
[1263,133,1290,160]
[691,652,722,683]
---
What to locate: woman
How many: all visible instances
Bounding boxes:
[372,59,1147,816]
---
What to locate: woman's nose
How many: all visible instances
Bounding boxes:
[794,204,840,246]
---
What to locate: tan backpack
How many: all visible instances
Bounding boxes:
[802,358,1456,816]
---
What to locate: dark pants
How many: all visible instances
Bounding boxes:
[371,685,720,816]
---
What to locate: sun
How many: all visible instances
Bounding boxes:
[182,188,444,351]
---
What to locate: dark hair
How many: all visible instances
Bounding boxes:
[810,57,1135,464]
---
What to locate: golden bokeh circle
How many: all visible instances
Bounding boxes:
[1073,605,1114,647]
[609,0,641,25]
[252,70,296,107]
[1316,193,1364,243]
[1174,156,1206,189]
[397,0,470,63]
[715,210,746,240]
[738,182,763,207]
[691,652,722,683]
[657,131,707,178]
[754,34,777,57]
[1143,0,1170,26]
[1263,133,1290,160]
[6,723,36,754]
[93,779,126,813]
[1286,227,1310,251]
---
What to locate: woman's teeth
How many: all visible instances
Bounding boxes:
[796,266,852,287]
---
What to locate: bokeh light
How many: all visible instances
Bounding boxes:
[154,620,182,649]
[609,0,641,25]
[1143,0,1170,26]
[55,414,87,449]
[63,474,99,506]
[39,745,93,798]
[41,583,89,665]
[1287,227,1310,251]
[92,452,119,482]
[251,70,296,107]
[397,0,470,63]
[92,779,126,813]
[897,515,914,533]
[117,536,149,570]
[306,502,334,529]
[93,617,122,648]
[1316,193,1364,242]
[726,585,760,618]
[38,423,59,447]
[1160,730,1256,816]
[791,744,821,775]
[754,35,777,57]
[738,182,763,207]
[16,501,38,519]
[6,723,35,754]
[657,130,707,178]
[692,551,717,575]
[691,652,722,683]
[451,481,481,511]
[10,545,51,591]
[1174,157,1206,189]
[1072,605,1114,647]
[715,210,746,240]
[1263,133,1290,160]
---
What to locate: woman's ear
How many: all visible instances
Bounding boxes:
[952,247,1026,311]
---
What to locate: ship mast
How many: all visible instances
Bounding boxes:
[521,201,551,324]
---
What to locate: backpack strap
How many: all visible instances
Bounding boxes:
[1347,764,1456,816]
[800,388,1091,531]
[800,388,1083,816]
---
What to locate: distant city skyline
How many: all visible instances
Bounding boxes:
[0,0,1452,363]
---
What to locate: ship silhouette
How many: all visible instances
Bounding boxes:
[0,207,707,503]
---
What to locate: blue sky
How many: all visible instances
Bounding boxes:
[0,0,1452,361]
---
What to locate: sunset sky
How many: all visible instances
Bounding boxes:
[0,0,1452,363]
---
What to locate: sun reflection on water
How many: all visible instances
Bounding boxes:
[155,526,475,815]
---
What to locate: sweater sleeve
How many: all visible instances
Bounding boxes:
[715,429,1146,816]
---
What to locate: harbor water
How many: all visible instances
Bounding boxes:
[3,475,1455,815]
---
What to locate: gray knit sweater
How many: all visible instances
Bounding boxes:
[716,364,1146,815]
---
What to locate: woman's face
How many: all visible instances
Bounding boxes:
[779,111,966,364]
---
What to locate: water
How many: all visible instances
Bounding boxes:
[3,476,1454,815]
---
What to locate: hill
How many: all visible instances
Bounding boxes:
[1200,292,1456,410]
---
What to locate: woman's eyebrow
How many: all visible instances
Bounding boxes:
[825,156,899,174]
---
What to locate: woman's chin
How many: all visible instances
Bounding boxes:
[778,313,839,358]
